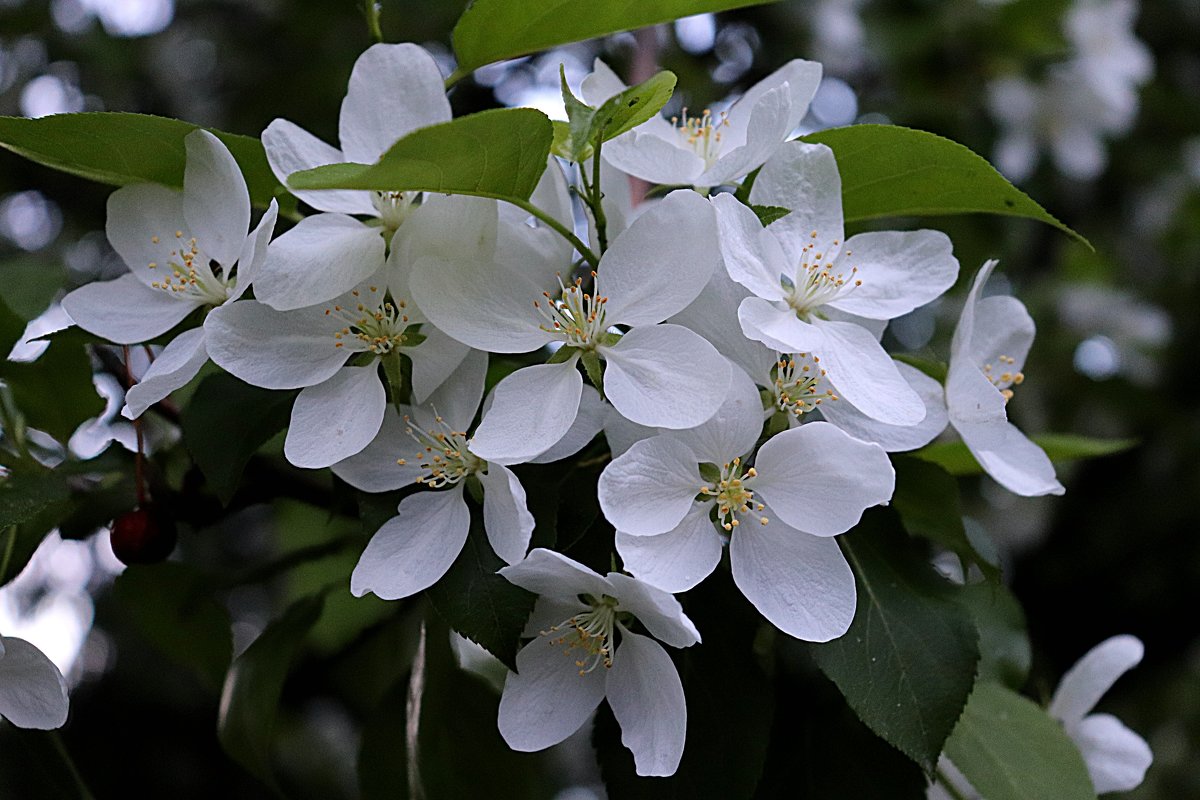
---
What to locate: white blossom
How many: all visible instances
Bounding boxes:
[714,140,959,426]
[61,130,277,419]
[946,260,1063,496]
[496,549,700,777]
[256,43,452,310]
[579,57,822,189]
[599,364,894,641]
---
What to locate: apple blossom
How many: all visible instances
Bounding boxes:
[0,635,69,730]
[946,260,1063,496]
[410,179,731,465]
[255,43,452,310]
[496,548,700,777]
[60,130,277,419]
[716,140,959,426]
[579,57,822,189]
[598,364,894,641]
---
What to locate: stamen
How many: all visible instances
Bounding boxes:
[323,285,414,355]
[773,352,838,417]
[535,271,609,348]
[542,598,619,676]
[402,411,483,488]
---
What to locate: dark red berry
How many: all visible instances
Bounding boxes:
[109,504,177,565]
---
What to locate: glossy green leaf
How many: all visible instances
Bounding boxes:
[810,523,980,772]
[914,434,1138,476]
[558,68,677,162]
[0,112,285,210]
[0,333,103,444]
[750,204,791,226]
[112,563,233,691]
[893,457,999,579]
[426,516,535,671]
[218,593,325,789]
[288,109,552,202]
[801,125,1089,247]
[944,682,1098,800]
[451,0,782,76]
[0,469,68,531]
[181,374,296,505]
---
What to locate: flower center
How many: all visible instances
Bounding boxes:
[543,596,620,676]
[699,457,769,531]
[400,412,484,488]
[146,231,233,305]
[772,353,838,417]
[326,285,415,354]
[672,107,727,169]
[784,232,861,319]
[983,354,1025,403]
[372,190,419,231]
[533,271,609,349]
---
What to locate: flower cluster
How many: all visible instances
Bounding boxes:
[58,43,1107,778]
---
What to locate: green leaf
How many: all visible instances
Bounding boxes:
[0,469,69,531]
[426,515,535,671]
[559,68,677,162]
[893,353,948,383]
[111,563,233,691]
[913,434,1138,476]
[943,682,1098,800]
[581,349,604,393]
[288,109,552,203]
[218,593,325,789]
[451,0,782,76]
[0,336,103,443]
[800,125,1088,247]
[750,204,791,226]
[0,112,286,210]
[181,373,296,505]
[809,522,980,772]
[0,257,66,321]
[957,582,1031,690]
[892,457,998,579]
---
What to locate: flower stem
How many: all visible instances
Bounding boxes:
[50,731,96,800]
[589,138,609,253]
[123,347,147,506]
[443,67,471,90]
[363,0,384,43]
[504,198,600,268]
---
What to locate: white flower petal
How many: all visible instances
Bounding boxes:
[529,385,605,464]
[523,596,589,638]
[1072,713,1153,794]
[616,503,724,593]
[205,300,347,389]
[599,436,701,537]
[666,363,764,465]
[105,183,187,288]
[350,485,469,599]
[724,58,822,143]
[712,193,789,302]
[1049,635,1145,726]
[470,361,583,466]
[753,421,895,536]
[730,513,856,642]
[602,128,706,187]
[951,260,997,363]
[229,199,279,301]
[579,57,627,105]
[408,325,472,404]
[479,463,535,565]
[0,637,68,729]
[605,574,701,648]
[738,296,824,354]
[262,118,375,215]
[498,547,611,600]
[601,190,719,327]
[331,407,425,492]
[182,130,250,268]
[965,295,1036,376]
[948,365,1063,497]
[603,403,659,457]
[61,273,199,345]
[602,324,730,429]
[284,365,386,468]
[811,319,926,426]
[606,630,688,777]
[498,631,608,752]
[418,347,487,432]
[750,141,845,267]
[698,84,793,188]
[826,230,959,320]
[818,362,948,452]
[254,214,386,311]
[670,265,777,381]
[122,327,208,419]
[338,43,452,164]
